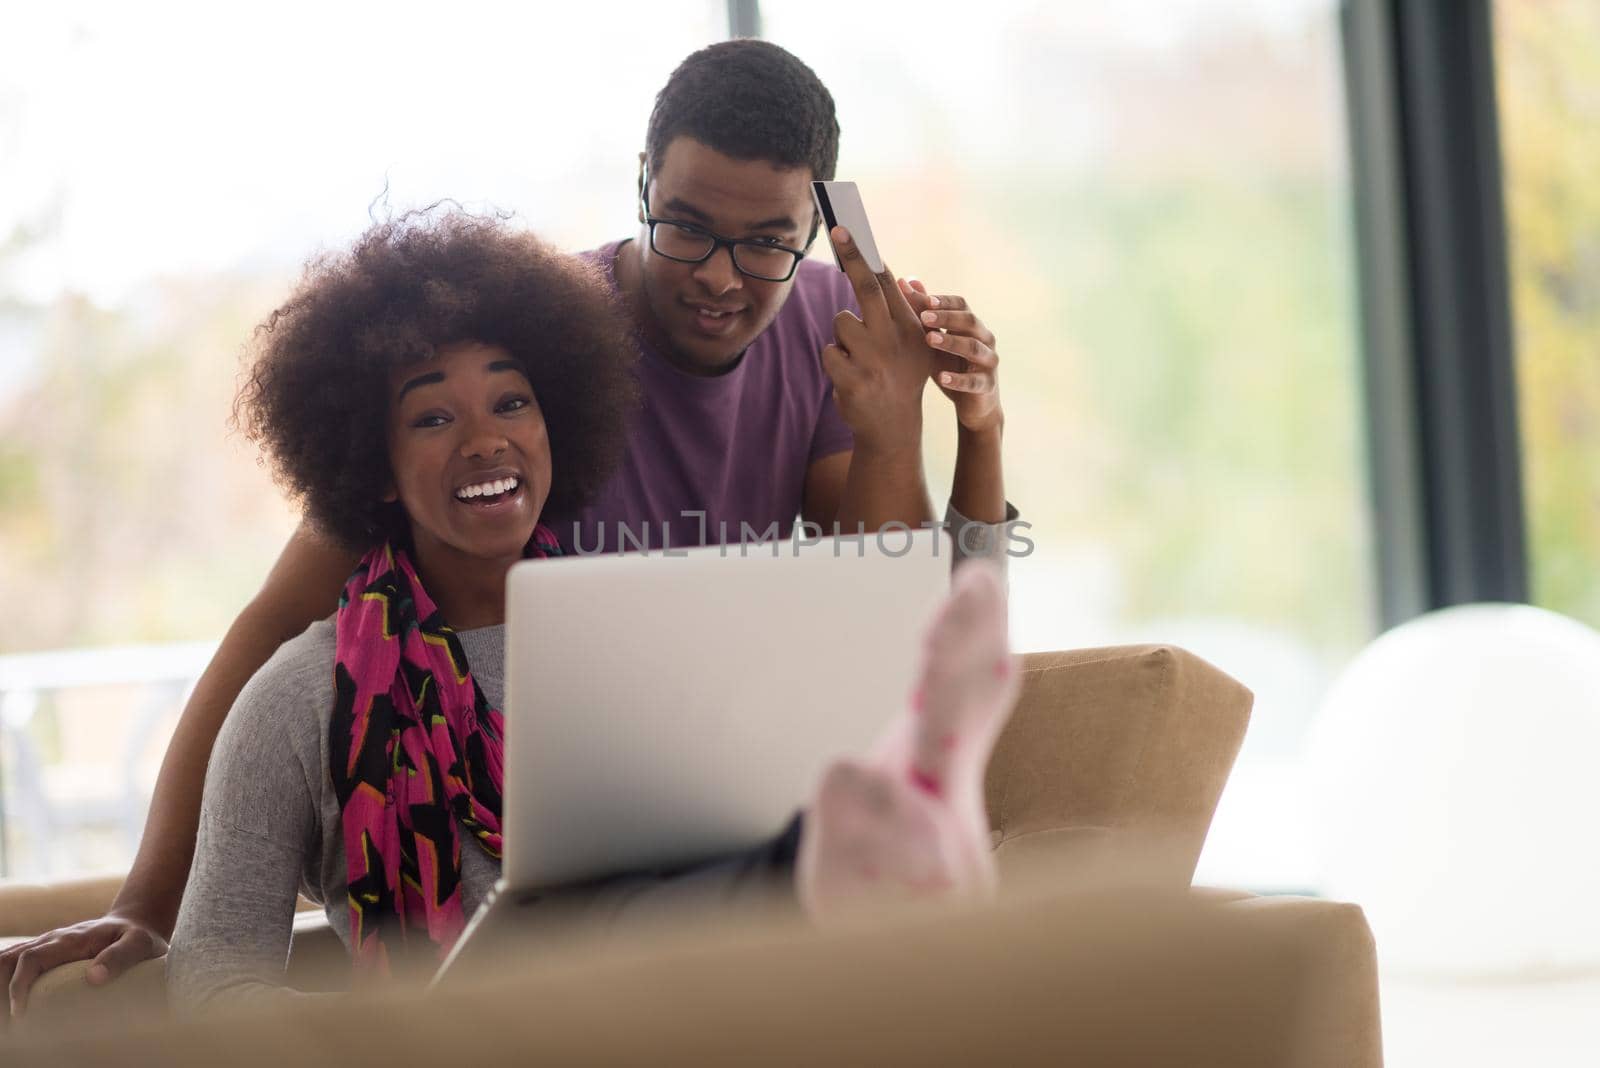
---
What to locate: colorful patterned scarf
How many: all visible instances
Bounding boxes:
[329,526,561,972]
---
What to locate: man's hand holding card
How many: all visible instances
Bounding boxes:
[814,181,1003,443]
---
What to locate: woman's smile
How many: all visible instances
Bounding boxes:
[452,469,529,515]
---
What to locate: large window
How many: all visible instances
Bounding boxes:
[1495,0,1600,629]
[1,3,1374,890]
[764,0,1375,889]
[0,3,726,878]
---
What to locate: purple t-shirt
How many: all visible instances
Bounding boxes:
[556,240,859,553]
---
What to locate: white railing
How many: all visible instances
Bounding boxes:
[0,642,217,878]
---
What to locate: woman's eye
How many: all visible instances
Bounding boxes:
[413,414,449,429]
[498,397,530,413]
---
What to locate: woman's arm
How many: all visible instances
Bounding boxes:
[165,626,331,1012]
[2,523,353,1017]
[166,815,312,1013]
[123,522,352,932]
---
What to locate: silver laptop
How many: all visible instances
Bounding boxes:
[434,528,949,980]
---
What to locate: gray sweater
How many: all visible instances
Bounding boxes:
[166,620,505,1010]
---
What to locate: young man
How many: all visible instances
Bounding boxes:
[0,39,1013,1014]
[568,39,1010,553]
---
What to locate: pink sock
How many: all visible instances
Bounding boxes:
[799,562,1020,923]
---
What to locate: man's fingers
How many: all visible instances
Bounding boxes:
[91,928,165,984]
[831,311,870,357]
[926,331,998,369]
[831,227,887,317]
[834,229,918,336]
[819,342,857,386]
[936,370,994,394]
[876,262,924,333]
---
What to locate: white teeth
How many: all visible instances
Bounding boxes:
[455,476,519,501]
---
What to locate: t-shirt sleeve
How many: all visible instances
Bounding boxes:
[166,634,326,1013]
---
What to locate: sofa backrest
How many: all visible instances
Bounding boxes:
[988,645,1253,887]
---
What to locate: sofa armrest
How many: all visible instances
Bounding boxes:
[1219,894,1384,1068]
[0,875,124,938]
[18,907,348,1030]
[19,957,166,1032]
[985,645,1253,886]
[0,888,1379,1067]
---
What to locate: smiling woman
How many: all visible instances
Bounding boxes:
[162,210,695,997]
[232,210,640,561]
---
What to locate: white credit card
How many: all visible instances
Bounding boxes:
[811,180,885,274]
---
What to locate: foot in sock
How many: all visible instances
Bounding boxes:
[869,560,1019,880]
[796,760,967,920]
[799,561,1020,923]
[905,560,1020,806]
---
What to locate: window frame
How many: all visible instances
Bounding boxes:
[1342,0,1528,627]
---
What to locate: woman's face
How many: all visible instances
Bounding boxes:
[386,340,552,564]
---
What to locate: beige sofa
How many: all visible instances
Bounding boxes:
[0,645,1382,1065]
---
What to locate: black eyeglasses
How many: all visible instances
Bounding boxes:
[639,167,818,283]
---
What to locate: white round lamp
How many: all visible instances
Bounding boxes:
[1308,602,1600,979]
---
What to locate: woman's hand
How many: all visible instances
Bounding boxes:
[1,913,168,1020]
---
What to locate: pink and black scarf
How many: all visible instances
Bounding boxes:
[328,526,560,972]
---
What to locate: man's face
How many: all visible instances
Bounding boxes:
[637,136,817,373]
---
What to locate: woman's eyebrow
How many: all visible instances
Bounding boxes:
[396,370,445,402]
[486,359,525,376]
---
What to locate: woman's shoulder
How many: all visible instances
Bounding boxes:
[203,620,338,833]
[224,618,340,748]
[256,617,339,687]
[238,617,337,698]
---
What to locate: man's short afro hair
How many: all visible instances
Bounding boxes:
[234,208,639,551]
[646,38,839,181]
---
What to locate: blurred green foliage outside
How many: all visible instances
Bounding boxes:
[1498,0,1600,627]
